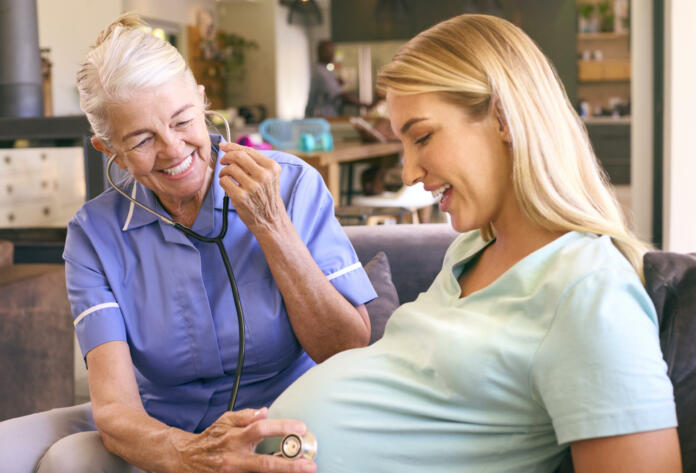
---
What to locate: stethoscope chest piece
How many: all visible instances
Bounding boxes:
[279,431,318,460]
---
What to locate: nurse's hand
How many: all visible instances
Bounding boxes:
[219,142,289,234]
[172,407,316,473]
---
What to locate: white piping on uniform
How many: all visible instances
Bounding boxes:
[122,182,137,231]
[326,262,362,281]
[73,302,119,327]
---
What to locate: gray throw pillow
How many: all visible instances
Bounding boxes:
[363,251,400,344]
[644,251,696,473]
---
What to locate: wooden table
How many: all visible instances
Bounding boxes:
[294,141,403,204]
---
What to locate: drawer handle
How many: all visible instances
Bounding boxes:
[4,156,10,164]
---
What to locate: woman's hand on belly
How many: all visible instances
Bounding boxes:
[171,407,317,473]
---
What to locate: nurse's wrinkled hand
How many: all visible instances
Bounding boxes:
[219,142,288,233]
[172,407,316,473]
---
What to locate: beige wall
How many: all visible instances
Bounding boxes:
[123,0,214,25]
[37,0,324,119]
[216,0,323,119]
[216,0,278,116]
[630,1,653,244]
[274,2,311,119]
[37,0,122,116]
[663,0,696,252]
[37,0,220,116]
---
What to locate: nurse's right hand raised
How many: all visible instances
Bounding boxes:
[170,407,317,473]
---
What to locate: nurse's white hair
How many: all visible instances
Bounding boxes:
[77,12,199,147]
[378,14,650,281]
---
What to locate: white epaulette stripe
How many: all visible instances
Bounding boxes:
[326,262,362,281]
[73,302,120,327]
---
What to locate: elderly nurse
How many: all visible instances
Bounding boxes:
[0,13,374,473]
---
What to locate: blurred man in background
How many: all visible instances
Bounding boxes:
[305,40,367,117]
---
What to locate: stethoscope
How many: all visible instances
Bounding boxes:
[105,110,244,411]
[105,111,318,459]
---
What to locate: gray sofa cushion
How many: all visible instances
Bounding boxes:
[556,251,696,473]
[363,251,399,344]
[345,224,458,304]
[645,250,696,473]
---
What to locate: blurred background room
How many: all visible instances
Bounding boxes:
[1,0,696,422]
[1,0,694,256]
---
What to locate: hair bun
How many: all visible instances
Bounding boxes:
[95,12,147,47]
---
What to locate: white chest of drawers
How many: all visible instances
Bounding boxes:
[0,147,85,227]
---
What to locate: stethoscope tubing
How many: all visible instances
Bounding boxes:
[173,199,245,412]
[104,111,245,411]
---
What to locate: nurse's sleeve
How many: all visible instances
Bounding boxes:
[63,218,127,361]
[287,166,377,306]
[531,268,677,445]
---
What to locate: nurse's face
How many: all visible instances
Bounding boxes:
[101,78,212,208]
[386,91,515,233]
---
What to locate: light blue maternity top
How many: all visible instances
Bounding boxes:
[267,231,677,472]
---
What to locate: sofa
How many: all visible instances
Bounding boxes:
[2,223,695,471]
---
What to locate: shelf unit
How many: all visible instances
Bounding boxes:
[577,32,629,40]
[577,24,631,119]
[578,59,631,82]
[576,0,631,186]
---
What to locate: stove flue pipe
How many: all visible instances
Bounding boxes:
[0,0,43,118]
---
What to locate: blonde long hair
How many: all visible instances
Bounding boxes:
[77,12,199,147]
[378,14,650,281]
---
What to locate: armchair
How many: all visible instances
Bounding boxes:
[0,240,73,421]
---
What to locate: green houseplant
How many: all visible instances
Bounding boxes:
[577,3,597,33]
[598,1,614,32]
[218,32,258,106]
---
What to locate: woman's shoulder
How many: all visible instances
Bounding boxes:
[498,231,643,306]
[553,231,636,279]
[68,179,133,235]
[536,232,652,319]
[532,233,659,356]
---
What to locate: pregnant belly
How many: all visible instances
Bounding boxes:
[259,343,461,473]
